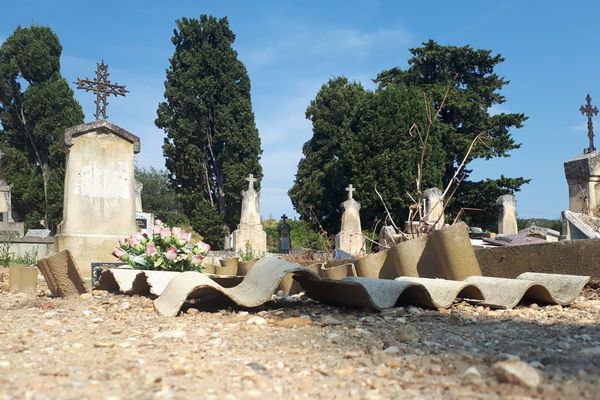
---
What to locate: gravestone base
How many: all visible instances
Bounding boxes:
[335,231,365,256]
[231,226,267,253]
[55,232,125,279]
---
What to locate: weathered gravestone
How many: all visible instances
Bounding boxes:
[335,184,365,256]
[231,174,267,253]
[278,214,292,253]
[55,120,140,276]
[423,187,444,228]
[496,194,518,235]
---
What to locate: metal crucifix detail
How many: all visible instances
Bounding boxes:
[75,61,129,120]
[580,94,598,154]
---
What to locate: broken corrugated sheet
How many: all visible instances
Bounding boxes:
[154,258,320,317]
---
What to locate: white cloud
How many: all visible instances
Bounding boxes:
[244,26,413,66]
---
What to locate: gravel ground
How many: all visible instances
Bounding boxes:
[1,267,600,400]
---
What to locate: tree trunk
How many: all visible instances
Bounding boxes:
[17,104,49,227]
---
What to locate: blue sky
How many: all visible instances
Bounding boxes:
[2,1,599,221]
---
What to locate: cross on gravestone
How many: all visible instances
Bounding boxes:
[75,61,129,120]
[580,94,598,154]
[281,214,288,222]
[345,184,356,200]
[246,174,257,189]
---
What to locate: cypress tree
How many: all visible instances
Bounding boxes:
[156,15,263,247]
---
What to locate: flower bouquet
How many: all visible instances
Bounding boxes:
[112,220,210,272]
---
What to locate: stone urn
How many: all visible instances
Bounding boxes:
[238,258,258,276]
[9,263,38,294]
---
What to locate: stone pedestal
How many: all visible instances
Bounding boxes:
[496,194,518,235]
[230,174,267,253]
[55,120,140,276]
[564,151,600,216]
[335,184,365,256]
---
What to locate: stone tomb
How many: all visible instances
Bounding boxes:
[55,120,140,277]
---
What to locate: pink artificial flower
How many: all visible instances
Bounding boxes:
[176,231,189,241]
[146,243,157,257]
[191,254,204,266]
[172,227,182,236]
[160,227,172,239]
[165,246,177,261]
[154,219,162,226]
[129,234,141,246]
[118,237,127,247]
[196,241,210,254]
[112,248,125,258]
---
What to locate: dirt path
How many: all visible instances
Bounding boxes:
[1,269,599,399]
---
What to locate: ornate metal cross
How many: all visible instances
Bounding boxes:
[580,94,598,153]
[75,61,129,120]
[246,174,257,189]
[281,214,288,222]
[345,184,355,200]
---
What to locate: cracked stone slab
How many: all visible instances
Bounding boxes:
[37,250,88,297]
[394,276,485,308]
[154,258,320,317]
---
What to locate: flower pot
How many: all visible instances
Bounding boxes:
[320,262,357,280]
[216,257,239,276]
[354,249,397,279]
[238,259,258,276]
[280,262,323,295]
[9,263,38,294]
[202,264,216,274]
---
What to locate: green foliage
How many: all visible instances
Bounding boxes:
[156,15,262,246]
[0,25,84,231]
[452,176,530,231]
[12,250,37,266]
[135,166,189,227]
[291,41,529,232]
[178,193,227,250]
[0,234,13,267]
[517,218,562,234]
[263,218,326,252]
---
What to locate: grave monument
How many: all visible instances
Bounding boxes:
[423,187,444,228]
[496,194,518,235]
[277,214,292,253]
[55,62,137,276]
[0,150,24,237]
[563,94,600,239]
[335,184,365,255]
[230,174,267,253]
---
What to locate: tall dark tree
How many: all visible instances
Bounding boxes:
[375,40,529,229]
[0,26,84,230]
[289,77,367,234]
[292,41,528,233]
[156,15,263,247]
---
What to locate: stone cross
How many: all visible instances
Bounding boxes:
[580,94,598,153]
[345,184,356,200]
[246,174,257,190]
[75,61,129,120]
[281,214,288,222]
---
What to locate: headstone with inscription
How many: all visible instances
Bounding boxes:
[55,120,140,276]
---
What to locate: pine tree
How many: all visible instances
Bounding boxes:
[156,15,263,248]
[0,25,84,230]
